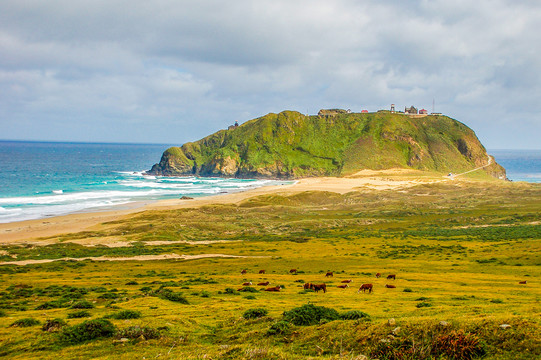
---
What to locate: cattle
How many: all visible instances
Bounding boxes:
[375,273,381,278]
[259,270,266,274]
[385,284,396,288]
[241,269,247,275]
[387,274,396,280]
[325,272,334,277]
[265,286,281,292]
[519,281,527,284]
[303,283,313,290]
[257,281,270,286]
[337,284,349,289]
[242,281,252,286]
[289,269,297,274]
[358,283,373,293]
[312,284,327,293]
[341,279,352,283]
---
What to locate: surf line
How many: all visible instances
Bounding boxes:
[0,253,271,266]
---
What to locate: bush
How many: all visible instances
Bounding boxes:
[490,299,503,304]
[67,310,91,319]
[125,281,139,285]
[224,288,239,295]
[42,318,67,332]
[108,310,141,320]
[416,302,432,308]
[70,300,95,309]
[243,308,268,319]
[35,299,68,310]
[11,317,40,327]
[244,295,256,300]
[60,318,116,344]
[0,310,6,317]
[432,330,487,359]
[200,291,211,298]
[267,320,292,336]
[238,287,259,293]
[282,304,340,326]
[340,310,371,321]
[156,288,189,304]
[115,325,161,340]
[403,288,413,292]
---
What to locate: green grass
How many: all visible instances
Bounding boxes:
[0,180,539,359]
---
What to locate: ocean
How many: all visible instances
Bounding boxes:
[0,142,538,224]
[0,141,288,224]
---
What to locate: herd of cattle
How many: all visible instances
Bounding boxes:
[238,269,398,294]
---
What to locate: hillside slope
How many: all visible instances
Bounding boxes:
[147,111,506,179]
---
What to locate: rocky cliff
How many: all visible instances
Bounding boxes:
[147,111,507,180]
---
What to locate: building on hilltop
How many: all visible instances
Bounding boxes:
[318,109,351,116]
[419,109,428,114]
[404,106,418,114]
[361,110,368,113]
[228,121,239,130]
[390,104,395,113]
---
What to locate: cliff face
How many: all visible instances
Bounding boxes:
[147,111,507,180]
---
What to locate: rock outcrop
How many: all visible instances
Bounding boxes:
[147,110,507,180]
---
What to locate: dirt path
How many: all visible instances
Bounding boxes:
[0,253,270,266]
[450,155,493,178]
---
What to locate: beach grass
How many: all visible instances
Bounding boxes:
[0,179,539,359]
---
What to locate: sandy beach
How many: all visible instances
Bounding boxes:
[0,170,440,246]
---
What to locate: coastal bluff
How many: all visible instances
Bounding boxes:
[147,110,506,179]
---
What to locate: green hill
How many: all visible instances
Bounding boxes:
[147,110,506,179]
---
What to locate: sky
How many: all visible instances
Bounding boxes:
[1,0,540,149]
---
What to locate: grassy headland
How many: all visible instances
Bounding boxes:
[0,175,539,359]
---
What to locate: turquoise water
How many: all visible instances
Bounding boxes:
[0,141,289,223]
[0,142,538,223]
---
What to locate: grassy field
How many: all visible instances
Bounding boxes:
[0,179,539,359]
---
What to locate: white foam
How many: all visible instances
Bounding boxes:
[52,190,63,194]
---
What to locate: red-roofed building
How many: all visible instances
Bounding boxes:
[361,110,368,113]
[419,109,428,114]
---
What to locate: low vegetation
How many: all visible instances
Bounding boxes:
[0,180,539,359]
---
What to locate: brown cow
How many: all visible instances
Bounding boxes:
[375,273,381,278]
[303,283,313,290]
[265,286,281,292]
[241,269,247,274]
[289,269,297,274]
[387,274,396,280]
[341,279,352,283]
[242,281,252,286]
[259,270,266,274]
[337,284,349,289]
[358,283,373,293]
[519,281,527,284]
[385,284,396,288]
[312,284,327,293]
[257,281,270,286]
[325,272,334,277]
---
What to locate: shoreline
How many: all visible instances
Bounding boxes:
[0,170,443,245]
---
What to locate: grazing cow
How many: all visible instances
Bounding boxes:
[385,284,396,288]
[519,281,527,284]
[341,279,352,283]
[242,281,252,286]
[241,269,247,275]
[312,284,327,293]
[387,274,396,280]
[259,270,266,274]
[337,284,349,289]
[325,272,334,277]
[265,286,281,292]
[358,283,373,293]
[290,269,297,274]
[375,273,381,278]
[303,283,313,290]
[257,281,270,286]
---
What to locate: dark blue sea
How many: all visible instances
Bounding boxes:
[0,141,287,223]
[0,142,538,223]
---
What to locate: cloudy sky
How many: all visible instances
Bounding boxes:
[1,0,540,148]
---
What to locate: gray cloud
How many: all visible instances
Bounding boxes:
[0,0,539,148]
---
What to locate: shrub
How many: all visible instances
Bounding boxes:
[60,319,116,344]
[0,310,6,317]
[70,300,95,309]
[244,295,256,300]
[35,299,68,310]
[432,330,487,359]
[340,310,371,321]
[282,304,340,326]
[42,318,67,332]
[490,299,503,304]
[115,325,161,340]
[267,320,292,336]
[156,289,189,304]
[125,281,139,285]
[224,288,239,295]
[108,309,141,320]
[67,310,91,319]
[403,288,413,292]
[238,287,259,293]
[243,308,268,319]
[11,317,40,327]
[416,302,432,308]
[200,291,211,298]
[139,286,153,294]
